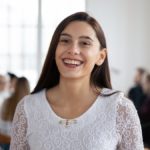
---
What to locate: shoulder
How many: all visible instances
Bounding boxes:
[20,89,46,104]
[15,89,47,119]
[115,92,137,119]
[16,89,46,113]
[101,88,134,107]
[100,88,123,100]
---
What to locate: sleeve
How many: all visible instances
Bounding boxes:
[116,94,144,150]
[9,98,30,150]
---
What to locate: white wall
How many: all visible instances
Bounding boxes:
[86,0,150,94]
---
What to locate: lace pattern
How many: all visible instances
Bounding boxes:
[10,89,144,150]
[10,98,29,150]
[116,95,143,150]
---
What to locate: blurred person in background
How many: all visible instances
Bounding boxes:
[128,68,147,111]
[0,75,9,107]
[138,73,150,147]
[7,72,18,94]
[0,77,30,150]
[139,74,150,123]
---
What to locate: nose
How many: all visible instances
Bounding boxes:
[67,43,80,55]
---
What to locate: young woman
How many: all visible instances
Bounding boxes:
[10,12,144,150]
[0,77,30,149]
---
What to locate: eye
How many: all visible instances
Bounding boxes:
[61,40,69,43]
[82,42,90,45]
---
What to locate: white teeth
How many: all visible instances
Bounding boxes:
[64,59,81,65]
[69,60,71,64]
[76,61,80,65]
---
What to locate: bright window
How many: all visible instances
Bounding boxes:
[0,0,85,90]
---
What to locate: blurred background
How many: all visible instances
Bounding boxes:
[0,0,85,90]
[0,0,150,149]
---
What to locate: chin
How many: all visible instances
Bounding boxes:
[61,74,80,79]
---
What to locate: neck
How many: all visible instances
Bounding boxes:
[55,75,98,105]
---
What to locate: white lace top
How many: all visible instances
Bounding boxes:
[10,88,144,150]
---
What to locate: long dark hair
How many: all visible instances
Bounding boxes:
[1,77,30,121]
[31,12,114,95]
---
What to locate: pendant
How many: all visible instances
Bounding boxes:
[59,119,78,128]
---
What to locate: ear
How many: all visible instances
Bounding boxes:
[96,48,107,66]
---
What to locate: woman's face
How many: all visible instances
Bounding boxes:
[55,21,106,79]
[142,76,150,94]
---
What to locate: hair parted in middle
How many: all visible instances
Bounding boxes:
[31,12,113,95]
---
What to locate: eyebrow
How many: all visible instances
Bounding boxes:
[60,33,94,42]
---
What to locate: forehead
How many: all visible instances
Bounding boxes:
[62,21,97,38]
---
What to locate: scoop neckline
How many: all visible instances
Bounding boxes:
[43,88,105,121]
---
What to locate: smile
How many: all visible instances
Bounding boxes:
[63,59,83,66]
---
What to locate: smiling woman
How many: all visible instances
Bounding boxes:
[55,21,106,80]
[9,12,144,150]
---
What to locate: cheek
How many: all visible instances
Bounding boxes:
[55,47,62,68]
[83,51,98,72]
[84,49,99,64]
[55,46,64,62]
[55,45,61,58]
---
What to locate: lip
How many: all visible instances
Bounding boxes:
[62,58,83,68]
